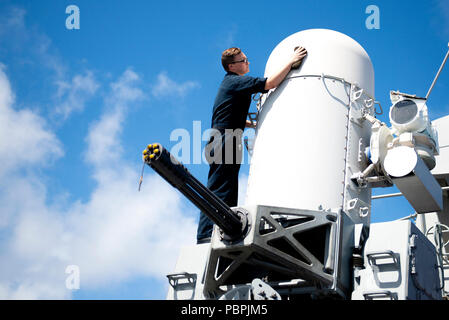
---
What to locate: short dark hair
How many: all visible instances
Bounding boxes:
[221,47,241,71]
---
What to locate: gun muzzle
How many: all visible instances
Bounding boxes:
[142,143,246,241]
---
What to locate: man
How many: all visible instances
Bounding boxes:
[196,46,307,244]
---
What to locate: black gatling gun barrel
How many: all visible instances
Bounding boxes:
[142,143,245,240]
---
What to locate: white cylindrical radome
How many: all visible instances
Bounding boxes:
[245,29,375,215]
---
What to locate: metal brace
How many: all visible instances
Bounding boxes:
[363,290,397,300]
[166,272,197,290]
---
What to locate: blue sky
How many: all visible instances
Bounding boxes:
[0,0,448,299]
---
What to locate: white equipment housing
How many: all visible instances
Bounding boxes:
[383,146,443,213]
[246,29,375,226]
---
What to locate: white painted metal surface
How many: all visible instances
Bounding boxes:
[384,146,443,213]
[263,29,374,95]
[352,220,442,300]
[432,115,449,180]
[384,146,419,177]
[166,244,210,300]
[245,29,374,220]
[389,98,429,134]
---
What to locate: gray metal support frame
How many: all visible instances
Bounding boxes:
[203,205,354,299]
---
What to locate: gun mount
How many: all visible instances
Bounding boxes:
[143,143,354,299]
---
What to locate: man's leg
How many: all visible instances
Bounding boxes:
[196,163,218,243]
[196,162,240,243]
[196,132,241,243]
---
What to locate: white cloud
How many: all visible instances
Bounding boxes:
[109,68,145,105]
[54,71,100,120]
[0,64,63,178]
[6,7,26,28]
[213,24,238,51]
[0,6,66,79]
[0,6,198,299]
[0,6,26,39]
[85,68,144,170]
[151,71,200,98]
[437,0,449,34]
[72,69,197,290]
[66,172,197,287]
[0,6,96,123]
[77,68,196,286]
[0,67,197,299]
[0,66,68,299]
[223,24,238,49]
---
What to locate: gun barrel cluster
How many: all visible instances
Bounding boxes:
[142,143,244,239]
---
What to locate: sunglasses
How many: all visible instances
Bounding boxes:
[229,58,248,64]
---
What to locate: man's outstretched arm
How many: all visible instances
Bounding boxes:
[264,46,307,90]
